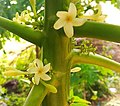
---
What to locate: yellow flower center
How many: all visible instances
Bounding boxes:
[66,15,72,22]
[38,68,43,74]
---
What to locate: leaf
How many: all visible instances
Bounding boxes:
[117,0,120,9]
[73,96,91,104]
[70,103,89,106]
[0,40,2,49]
[37,0,44,6]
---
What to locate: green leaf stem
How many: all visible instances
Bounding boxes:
[0,16,45,46]
[74,21,120,43]
[70,50,120,73]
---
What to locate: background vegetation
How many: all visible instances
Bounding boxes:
[0,0,120,105]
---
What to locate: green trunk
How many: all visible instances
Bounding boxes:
[42,0,71,106]
[42,34,71,106]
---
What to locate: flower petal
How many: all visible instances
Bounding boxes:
[34,73,40,85]
[68,3,77,18]
[95,16,106,22]
[3,70,28,76]
[71,67,81,72]
[34,59,43,68]
[40,73,51,81]
[43,63,51,73]
[29,63,35,68]
[95,5,102,16]
[73,18,87,26]
[54,19,66,30]
[64,23,73,38]
[27,67,37,73]
[56,11,68,18]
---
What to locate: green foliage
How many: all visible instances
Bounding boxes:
[69,89,91,106]
[70,103,89,106]
[3,93,26,106]
[0,0,44,26]
[13,45,36,71]
[0,0,44,50]
[0,0,30,48]
[0,45,37,105]
[0,0,29,19]
[71,64,113,102]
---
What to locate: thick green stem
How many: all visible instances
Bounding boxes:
[70,51,120,73]
[43,32,71,106]
[74,21,120,43]
[24,84,48,106]
[0,16,45,46]
[42,0,71,106]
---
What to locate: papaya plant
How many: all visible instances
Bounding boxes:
[1,0,120,106]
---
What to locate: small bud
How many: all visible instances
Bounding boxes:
[46,84,57,93]
[71,67,81,72]
[40,81,57,93]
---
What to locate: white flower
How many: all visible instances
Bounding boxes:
[54,3,87,38]
[27,59,51,85]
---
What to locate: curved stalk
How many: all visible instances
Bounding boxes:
[0,16,45,46]
[74,21,120,43]
[69,50,120,73]
[24,84,48,106]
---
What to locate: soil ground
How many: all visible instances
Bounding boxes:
[104,94,120,106]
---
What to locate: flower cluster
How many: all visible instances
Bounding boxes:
[13,10,32,24]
